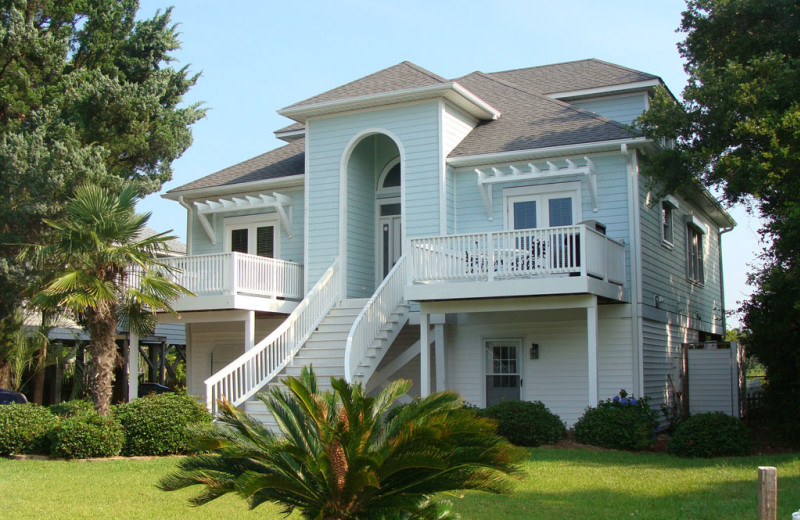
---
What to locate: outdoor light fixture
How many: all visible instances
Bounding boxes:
[530,342,539,360]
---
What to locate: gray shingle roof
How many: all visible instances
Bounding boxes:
[491,59,659,95]
[168,138,305,193]
[282,61,448,110]
[449,72,637,158]
[137,226,186,255]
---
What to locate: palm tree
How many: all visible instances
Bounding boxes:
[160,367,526,520]
[27,185,192,415]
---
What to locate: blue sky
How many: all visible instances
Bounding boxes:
[136,0,763,324]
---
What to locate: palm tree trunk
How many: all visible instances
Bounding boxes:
[86,306,119,416]
[31,342,47,404]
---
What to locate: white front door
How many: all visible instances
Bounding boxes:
[485,339,522,407]
[378,201,402,279]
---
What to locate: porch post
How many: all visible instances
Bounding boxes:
[420,312,430,397]
[244,311,255,350]
[127,330,139,402]
[587,296,599,406]
[434,323,445,392]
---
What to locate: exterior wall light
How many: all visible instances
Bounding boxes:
[530,342,539,360]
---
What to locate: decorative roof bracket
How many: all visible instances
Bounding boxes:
[193,191,294,243]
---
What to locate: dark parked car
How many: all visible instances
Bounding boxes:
[138,383,174,397]
[0,389,28,405]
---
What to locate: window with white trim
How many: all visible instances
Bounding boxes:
[661,200,674,244]
[686,224,704,284]
[224,215,278,258]
[503,182,581,230]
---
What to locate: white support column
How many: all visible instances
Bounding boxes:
[434,323,445,392]
[127,330,139,402]
[420,312,430,397]
[587,297,599,406]
[244,311,255,350]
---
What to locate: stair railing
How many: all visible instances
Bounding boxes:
[204,258,341,414]
[344,254,408,384]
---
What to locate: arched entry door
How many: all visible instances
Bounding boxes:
[377,158,402,280]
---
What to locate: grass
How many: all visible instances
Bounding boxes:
[0,448,798,519]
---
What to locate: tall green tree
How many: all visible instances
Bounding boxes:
[637,0,800,443]
[161,368,526,520]
[28,185,192,415]
[0,0,204,343]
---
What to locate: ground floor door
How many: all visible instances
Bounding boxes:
[484,339,522,407]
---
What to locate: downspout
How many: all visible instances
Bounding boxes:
[178,196,193,256]
[622,144,644,396]
[718,226,734,334]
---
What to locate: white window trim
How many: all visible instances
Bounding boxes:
[685,222,705,285]
[482,337,524,408]
[223,214,281,257]
[503,181,582,230]
[377,157,401,197]
[661,198,678,247]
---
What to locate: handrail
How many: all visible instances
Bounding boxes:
[344,255,409,383]
[204,258,341,414]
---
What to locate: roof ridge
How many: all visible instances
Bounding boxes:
[586,58,659,79]
[401,61,448,83]
[468,71,637,136]
[490,59,596,75]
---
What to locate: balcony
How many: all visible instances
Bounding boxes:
[406,224,626,302]
[155,252,304,313]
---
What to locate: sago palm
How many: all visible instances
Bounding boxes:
[160,367,526,520]
[26,185,192,415]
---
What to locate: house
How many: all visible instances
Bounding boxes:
[153,59,736,426]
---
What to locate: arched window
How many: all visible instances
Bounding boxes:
[377,158,401,196]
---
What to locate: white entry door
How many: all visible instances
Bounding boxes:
[485,339,522,407]
[378,201,402,279]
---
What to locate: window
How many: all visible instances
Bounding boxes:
[661,201,674,244]
[686,224,704,283]
[224,216,278,258]
[504,182,581,230]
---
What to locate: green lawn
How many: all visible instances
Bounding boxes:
[1,448,798,520]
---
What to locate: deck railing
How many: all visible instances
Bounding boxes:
[204,258,341,414]
[156,252,303,300]
[344,255,408,384]
[409,224,625,285]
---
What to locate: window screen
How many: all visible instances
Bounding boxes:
[230,228,248,254]
[256,226,274,257]
[513,201,537,229]
[548,198,573,226]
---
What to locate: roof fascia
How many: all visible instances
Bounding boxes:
[547,79,661,100]
[447,137,651,168]
[163,174,305,201]
[278,82,500,123]
[274,129,305,142]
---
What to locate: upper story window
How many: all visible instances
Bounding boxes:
[662,201,674,244]
[377,158,401,197]
[504,182,581,230]
[225,215,278,258]
[686,223,704,284]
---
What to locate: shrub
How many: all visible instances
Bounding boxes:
[481,400,566,447]
[49,412,124,459]
[0,403,57,456]
[668,412,750,458]
[574,390,658,451]
[48,399,94,418]
[113,392,212,456]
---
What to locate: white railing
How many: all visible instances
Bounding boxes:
[204,258,341,414]
[157,252,303,300]
[344,255,409,384]
[409,224,625,285]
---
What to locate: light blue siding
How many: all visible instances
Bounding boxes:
[305,101,441,287]
[570,93,648,125]
[187,187,305,264]
[453,154,633,289]
[639,179,724,333]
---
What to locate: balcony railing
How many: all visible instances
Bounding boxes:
[156,252,303,300]
[409,224,625,286]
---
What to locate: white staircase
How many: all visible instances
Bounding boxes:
[207,255,411,430]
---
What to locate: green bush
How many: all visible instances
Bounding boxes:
[481,400,566,447]
[574,390,658,451]
[48,399,94,418]
[0,404,57,456]
[49,412,124,459]
[668,412,750,458]
[113,393,212,456]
